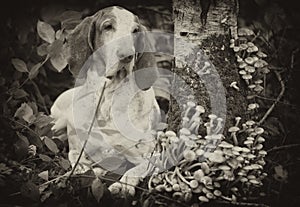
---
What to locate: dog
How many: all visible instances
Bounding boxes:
[50,6,161,196]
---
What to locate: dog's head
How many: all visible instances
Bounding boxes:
[66,6,157,89]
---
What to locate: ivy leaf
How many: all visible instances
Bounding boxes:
[11,58,28,73]
[39,154,52,162]
[44,137,59,154]
[59,158,71,170]
[38,170,49,181]
[20,181,40,201]
[37,20,55,43]
[37,43,49,57]
[29,62,43,80]
[48,40,68,72]
[91,178,104,202]
[14,103,34,123]
[13,89,28,99]
[79,170,96,188]
[14,132,30,160]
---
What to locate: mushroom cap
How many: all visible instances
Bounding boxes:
[218,165,231,171]
[239,62,247,68]
[187,101,196,108]
[239,70,247,75]
[257,136,265,143]
[255,127,264,134]
[195,105,205,113]
[219,141,234,148]
[198,196,209,202]
[245,65,256,73]
[248,84,256,89]
[242,74,252,80]
[247,42,255,47]
[236,56,243,62]
[247,136,255,141]
[208,114,217,120]
[247,46,259,53]
[254,79,263,84]
[245,57,255,65]
[165,130,177,137]
[240,43,248,50]
[254,85,264,92]
[228,126,240,132]
[233,46,240,52]
[246,120,256,126]
[238,28,254,36]
[257,51,267,58]
[248,103,258,110]
[244,140,253,145]
[261,67,270,74]
[180,128,191,135]
[183,149,196,161]
[254,59,268,68]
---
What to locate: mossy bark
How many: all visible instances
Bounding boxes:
[169,0,249,132]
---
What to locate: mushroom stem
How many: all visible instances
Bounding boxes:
[232,133,238,145]
[175,166,191,186]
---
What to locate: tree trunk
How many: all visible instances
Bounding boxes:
[169,0,249,132]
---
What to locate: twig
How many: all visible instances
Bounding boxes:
[258,71,285,125]
[67,81,107,179]
[30,80,49,115]
[7,117,41,139]
[76,174,190,207]
[267,144,300,153]
[216,200,269,207]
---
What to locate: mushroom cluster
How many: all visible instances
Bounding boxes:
[230,28,269,91]
[147,101,267,204]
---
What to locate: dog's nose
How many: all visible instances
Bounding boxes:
[120,55,134,63]
[117,49,134,63]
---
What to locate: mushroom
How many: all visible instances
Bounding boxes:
[230,81,240,91]
[189,117,201,133]
[239,70,247,75]
[254,59,268,68]
[180,128,191,136]
[236,56,243,62]
[214,118,224,134]
[254,85,264,92]
[238,28,254,36]
[228,126,240,145]
[190,105,205,124]
[165,130,177,138]
[239,62,247,68]
[247,45,258,53]
[189,179,199,189]
[245,65,256,73]
[248,84,256,89]
[257,51,267,58]
[239,43,248,50]
[233,46,240,52]
[184,101,196,117]
[245,57,255,65]
[194,169,205,181]
[247,103,259,110]
[213,190,222,196]
[183,149,196,162]
[254,79,263,84]
[242,74,252,84]
[198,196,209,202]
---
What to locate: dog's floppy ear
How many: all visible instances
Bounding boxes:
[65,11,103,78]
[134,24,158,90]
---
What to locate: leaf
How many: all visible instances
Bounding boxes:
[37,20,55,43]
[44,137,59,154]
[38,170,49,181]
[35,113,53,129]
[13,89,28,99]
[59,158,71,170]
[39,154,52,162]
[20,181,40,201]
[91,178,104,202]
[79,170,96,188]
[14,103,34,123]
[11,58,28,73]
[14,132,30,160]
[48,40,68,72]
[29,62,43,80]
[37,43,49,57]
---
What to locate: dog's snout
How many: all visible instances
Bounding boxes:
[120,55,134,63]
[117,48,134,63]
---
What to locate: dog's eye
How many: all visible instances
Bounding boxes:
[103,23,113,31]
[132,27,139,33]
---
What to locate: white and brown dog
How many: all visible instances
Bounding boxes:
[51,6,160,196]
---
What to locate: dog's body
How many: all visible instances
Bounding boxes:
[51,6,160,195]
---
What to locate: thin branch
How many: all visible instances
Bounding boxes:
[67,81,107,179]
[216,200,270,207]
[267,144,300,153]
[258,71,285,125]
